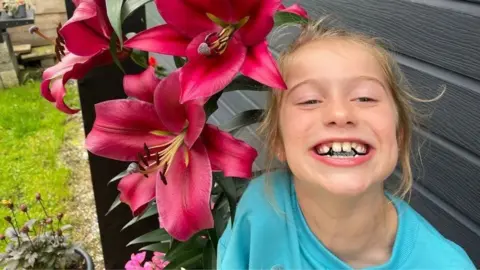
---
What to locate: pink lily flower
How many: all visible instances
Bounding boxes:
[124,0,287,103]
[123,58,162,103]
[61,0,113,57]
[150,252,169,269]
[279,3,309,18]
[41,0,129,114]
[85,71,258,241]
[125,251,147,270]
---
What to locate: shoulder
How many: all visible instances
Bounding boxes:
[217,170,294,269]
[394,198,475,269]
[235,169,292,219]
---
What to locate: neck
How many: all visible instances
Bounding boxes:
[294,178,398,268]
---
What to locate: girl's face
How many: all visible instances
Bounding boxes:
[279,39,399,196]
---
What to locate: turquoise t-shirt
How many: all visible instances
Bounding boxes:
[217,170,475,269]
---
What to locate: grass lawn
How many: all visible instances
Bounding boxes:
[0,81,78,250]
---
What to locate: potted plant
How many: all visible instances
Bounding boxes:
[0,194,94,269]
[2,0,30,18]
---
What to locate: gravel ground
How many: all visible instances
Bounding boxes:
[60,113,105,269]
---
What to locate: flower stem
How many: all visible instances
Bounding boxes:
[39,200,49,217]
[25,212,37,235]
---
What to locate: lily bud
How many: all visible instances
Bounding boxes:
[57,212,64,221]
[4,216,12,223]
[0,234,5,240]
[57,229,63,237]
[45,218,53,225]
[19,204,28,212]
[35,193,41,201]
[20,226,29,234]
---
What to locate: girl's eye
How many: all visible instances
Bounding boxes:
[356,97,376,102]
[300,100,321,105]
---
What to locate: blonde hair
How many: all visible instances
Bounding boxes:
[257,17,444,200]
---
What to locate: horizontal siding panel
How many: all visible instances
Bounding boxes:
[283,0,480,80]
[411,130,480,225]
[398,57,480,157]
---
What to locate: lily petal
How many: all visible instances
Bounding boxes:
[124,66,160,103]
[202,124,258,178]
[236,0,280,46]
[42,53,91,81]
[180,33,246,103]
[154,0,215,38]
[241,41,287,89]
[184,101,206,148]
[49,79,80,114]
[154,71,187,134]
[118,173,155,215]
[156,143,213,241]
[60,0,110,57]
[124,24,190,57]
[85,100,172,161]
[279,3,309,18]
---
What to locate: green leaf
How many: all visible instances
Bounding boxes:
[213,173,238,224]
[207,228,218,253]
[108,167,130,185]
[127,228,170,246]
[204,91,223,118]
[121,201,157,231]
[106,0,124,45]
[274,11,308,27]
[165,249,203,270]
[224,75,266,93]
[203,239,216,269]
[174,56,186,68]
[139,242,171,252]
[105,195,122,216]
[121,0,152,22]
[220,109,264,133]
[109,32,126,74]
[130,49,149,69]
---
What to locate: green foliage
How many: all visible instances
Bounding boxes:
[0,81,72,251]
[0,196,83,269]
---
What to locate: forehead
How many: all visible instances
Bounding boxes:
[284,38,386,87]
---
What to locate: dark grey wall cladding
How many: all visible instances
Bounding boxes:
[283,0,480,81]
[145,0,480,266]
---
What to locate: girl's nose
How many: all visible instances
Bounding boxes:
[322,99,356,128]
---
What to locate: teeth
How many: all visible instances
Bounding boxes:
[316,145,330,154]
[332,142,342,152]
[342,142,351,152]
[354,144,366,154]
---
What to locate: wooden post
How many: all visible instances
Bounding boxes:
[64,2,159,268]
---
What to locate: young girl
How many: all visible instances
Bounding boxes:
[217,18,475,269]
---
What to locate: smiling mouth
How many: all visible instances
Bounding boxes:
[314,142,371,158]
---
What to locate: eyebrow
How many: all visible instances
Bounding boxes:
[287,75,387,97]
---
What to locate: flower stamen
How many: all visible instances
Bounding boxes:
[136,131,186,180]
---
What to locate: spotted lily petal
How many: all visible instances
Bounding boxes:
[123,66,161,103]
[156,143,213,241]
[202,124,258,178]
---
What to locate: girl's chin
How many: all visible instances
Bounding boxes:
[310,175,379,196]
